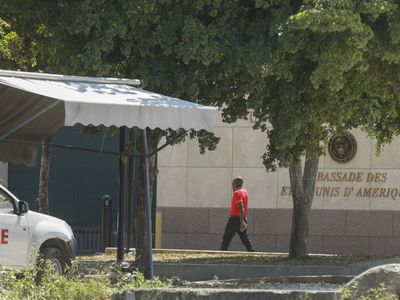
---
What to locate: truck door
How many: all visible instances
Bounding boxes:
[0,189,29,267]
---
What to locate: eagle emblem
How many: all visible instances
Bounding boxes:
[328,132,357,163]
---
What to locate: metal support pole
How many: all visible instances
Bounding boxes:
[100,195,112,252]
[126,153,134,249]
[151,153,157,247]
[142,128,154,279]
[117,126,129,262]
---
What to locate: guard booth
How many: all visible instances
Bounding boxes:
[0,69,217,278]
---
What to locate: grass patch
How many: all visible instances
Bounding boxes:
[77,252,388,266]
[0,261,170,300]
[342,283,397,300]
[152,253,386,265]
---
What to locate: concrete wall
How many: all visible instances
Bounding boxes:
[156,113,400,255]
[158,207,400,256]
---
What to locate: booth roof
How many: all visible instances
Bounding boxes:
[0,70,218,165]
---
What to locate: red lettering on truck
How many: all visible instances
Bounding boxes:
[1,229,8,244]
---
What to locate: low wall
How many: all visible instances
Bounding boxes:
[155,263,351,281]
[112,289,339,300]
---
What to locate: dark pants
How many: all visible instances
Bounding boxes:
[220,216,255,252]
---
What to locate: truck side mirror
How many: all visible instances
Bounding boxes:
[18,201,29,215]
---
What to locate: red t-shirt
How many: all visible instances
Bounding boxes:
[230,188,248,217]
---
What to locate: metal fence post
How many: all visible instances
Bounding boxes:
[117,126,129,262]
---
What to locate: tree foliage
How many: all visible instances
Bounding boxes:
[0,18,34,70]
[245,0,400,170]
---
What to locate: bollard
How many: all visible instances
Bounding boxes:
[101,195,112,253]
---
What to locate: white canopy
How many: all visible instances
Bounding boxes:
[0,70,218,165]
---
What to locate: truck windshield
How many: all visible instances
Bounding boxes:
[0,190,14,213]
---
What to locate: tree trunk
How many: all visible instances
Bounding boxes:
[38,136,51,214]
[288,153,319,258]
[134,128,162,279]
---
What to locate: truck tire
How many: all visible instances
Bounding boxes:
[40,247,66,276]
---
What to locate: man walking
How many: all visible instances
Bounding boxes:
[220,176,255,252]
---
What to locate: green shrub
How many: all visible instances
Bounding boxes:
[0,261,170,300]
[341,282,397,300]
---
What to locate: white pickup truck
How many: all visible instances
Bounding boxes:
[0,184,75,275]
